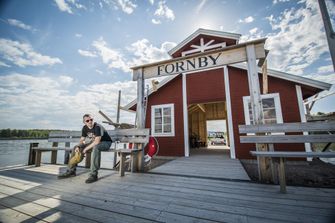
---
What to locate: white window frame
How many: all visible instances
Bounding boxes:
[243,93,283,125]
[151,103,175,137]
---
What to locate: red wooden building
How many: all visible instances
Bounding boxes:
[124,29,331,159]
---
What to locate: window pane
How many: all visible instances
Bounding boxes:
[163,124,171,133]
[155,108,162,117]
[163,107,171,116]
[155,124,162,133]
[262,98,275,109]
[264,119,277,124]
[155,117,162,124]
[163,117,171,124]
[264,109,276,120]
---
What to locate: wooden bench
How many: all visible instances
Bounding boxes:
[29,128,150,177]
[239,121,335,193]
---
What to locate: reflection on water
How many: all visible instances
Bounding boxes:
[0,139,116,168]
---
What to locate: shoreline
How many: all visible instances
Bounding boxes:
[0,137,48,140]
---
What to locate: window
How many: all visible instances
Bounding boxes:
[243,93,283,125]
[151,104,175,137]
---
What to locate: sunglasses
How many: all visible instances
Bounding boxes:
[85,118,93,123]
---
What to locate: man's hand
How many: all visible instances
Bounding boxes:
[83,147,91,154]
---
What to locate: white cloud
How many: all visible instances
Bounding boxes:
[264,0,329,75]
[7,19,36,32]
[127,39,176,65]
[273,0,291,4]
[240,27,264,42]
[317,65,334,74]
[78,49,97,57]
[0,73,136,129]
[238,16,254,23]
[117,0,137,14]
[59,75,74,87]
[196,0,207,14]
[92,37,130,72]
[304,73,335,84]
[151,19,161,24]
[148,0,154,5]
[54,0,73,14]
[75,33,82,38]
[54,0,86,14]
[154,1,175,21]
[95,69,103,75]
[87,37,176,73]
[0,38,62,67]
[249,27,258,35]
[0,61,10,67]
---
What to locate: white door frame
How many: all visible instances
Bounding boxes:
[224,66,236,159]
[182,66,236,159]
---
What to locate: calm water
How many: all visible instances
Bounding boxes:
[0,139,116,168]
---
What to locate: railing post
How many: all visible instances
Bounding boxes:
[246,44,272,183]
[51,142,58,164]
[135,68,145,172]
[64,142,70,164]
[28,143,39,165]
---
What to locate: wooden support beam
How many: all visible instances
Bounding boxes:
[197,104,206,113]
[135,69,145,172]
[318,0,335,71]
[116,90,121,123]
[262,59,268,94]
[246,44,271,183]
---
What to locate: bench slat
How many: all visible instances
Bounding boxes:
[33,147,73,151]
[239,121,335,133]
[49,131,81,137]
[48,138,80,143]
[240,134,335,143]
[250,151,335,158]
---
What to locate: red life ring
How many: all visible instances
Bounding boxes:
[146,137,158,157]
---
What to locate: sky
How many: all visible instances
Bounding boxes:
[0,0,334,130]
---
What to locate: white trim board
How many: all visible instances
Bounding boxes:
[123,65,330,111]
[168,28,241,56]
[231,63,331,91]
[182,73,190,157]
[224,66,236,159]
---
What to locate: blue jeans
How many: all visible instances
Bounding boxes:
[90,141,112,177]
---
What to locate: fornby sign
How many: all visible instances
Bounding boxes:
[157,53,221,76]
[131,38,266,80]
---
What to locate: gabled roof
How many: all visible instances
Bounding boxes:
[123,65,332,111]
[168,28,241,57]
[231,63,332,90]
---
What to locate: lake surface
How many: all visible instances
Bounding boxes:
[0,139,116,169]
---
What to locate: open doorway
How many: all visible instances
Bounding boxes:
[207,120,229,150]
[188,101,229,153]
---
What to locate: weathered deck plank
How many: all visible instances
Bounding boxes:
[0,204,47,223]
[0,165,334,223]
[149,149,250,180]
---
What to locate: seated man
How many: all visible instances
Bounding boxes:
[58,114,112,183]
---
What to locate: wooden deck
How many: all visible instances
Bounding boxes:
[149,148,250,181]
[0,164,335,222]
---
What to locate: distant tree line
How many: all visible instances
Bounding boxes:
[0,129,57,139]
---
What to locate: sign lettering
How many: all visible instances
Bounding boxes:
[132,40,266,80]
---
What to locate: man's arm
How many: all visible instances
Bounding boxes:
[79,136,86,145]
[83,136,101,154]
[74,137,86,152]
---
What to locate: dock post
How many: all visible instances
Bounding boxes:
[135,68,145,172]
[28,143,39,165]
[64,142,70,164]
